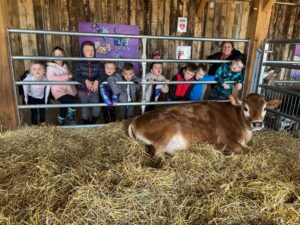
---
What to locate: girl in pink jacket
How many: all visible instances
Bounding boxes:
[46,46,77,125]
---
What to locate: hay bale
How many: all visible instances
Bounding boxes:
[0,123,299,225]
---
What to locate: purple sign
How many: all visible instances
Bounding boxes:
[79,22,140,74]
[291,44,300,78]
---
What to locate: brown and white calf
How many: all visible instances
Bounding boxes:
[128,94,281,160]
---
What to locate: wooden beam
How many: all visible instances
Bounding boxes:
[197,0,206,16]
[0,0,19,130]
[263,0,276,12]
[244,0,275,94]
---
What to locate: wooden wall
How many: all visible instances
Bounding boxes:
[7,0,252,78]
[267,2,300,79]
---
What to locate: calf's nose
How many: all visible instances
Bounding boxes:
[252,121,263,128]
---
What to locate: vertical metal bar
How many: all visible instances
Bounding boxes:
[257,41,269,94]
[141,38,147,114]
[295,97,300,117]
[286,94,291,115]
[243,40,251,97]
[6,29,21,127]
[290,95,297,116]
[249,49,262,94]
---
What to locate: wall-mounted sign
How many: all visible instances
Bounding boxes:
[177,17,187,33]
[290,44,300,78]
[176,46,191,60]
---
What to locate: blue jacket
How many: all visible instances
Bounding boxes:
[213,63,243,96]
[190,75,215,101]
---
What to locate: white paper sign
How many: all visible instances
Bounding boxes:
[176,46,191,60]
[177,17,187,33]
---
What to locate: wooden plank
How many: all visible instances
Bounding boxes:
[212,2,221,40]
[219,2,227,38]
[232,4,242,38]
[238,2,250,51]
[94,0,102,22]
[0,0,19,129]
[32,0,46,56]
[88,0,95,22]
[68,0,80,56]
[188,0,196,58]
[18,0,37,69]
[156,0,164,53]
[116,0,122,24]
[163,0,171,75]
[42,0,52,55]
[197,0,206,16]
[281,6,296,79]
[168,0,178,77]
[203,0,214,58]
[122,0,128,25]
[136,0,145,33]
[107,0,115,23]
[7,0,25,79]
[50,0,62,48]
[129,0,137,25]
[150,0,158,53]
[59,0,71,55]
[224,2,236,38]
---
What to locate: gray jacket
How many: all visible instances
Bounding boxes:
[108,73,141,103]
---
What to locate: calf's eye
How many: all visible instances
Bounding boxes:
[244,107,248,112]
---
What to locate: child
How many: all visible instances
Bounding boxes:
[145,62,169,112]
[99,62,118,123]
[73,41,105,124]
[46,46,77,125]
[209,56,246,100]
[189,64,215,101]
[168,63,197,101]
[108,63,141,120]
[22,61,50,125]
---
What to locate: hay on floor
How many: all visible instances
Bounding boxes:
[0,123,299,225]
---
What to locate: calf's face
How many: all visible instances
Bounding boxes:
[230,94,281,131]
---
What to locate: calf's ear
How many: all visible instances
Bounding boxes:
[266,99,281,109]
[229,94,242,106]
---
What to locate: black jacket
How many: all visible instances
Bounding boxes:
[73,61,105,92]
[207,49,245,75]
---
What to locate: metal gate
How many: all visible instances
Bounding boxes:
[7,28,250,128]
[256,39,300,138]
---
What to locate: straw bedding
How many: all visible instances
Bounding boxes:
[0,123,299,225]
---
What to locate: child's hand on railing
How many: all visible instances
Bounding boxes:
[223,83,230,89]
[91,80,99,92]
[112,95,119,106]
[236,83,243,90]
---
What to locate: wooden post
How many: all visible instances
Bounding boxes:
[0,0,19,130]
[245,0,275,94]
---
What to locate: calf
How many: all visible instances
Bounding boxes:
[128,94,281,160]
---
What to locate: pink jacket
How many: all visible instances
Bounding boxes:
[46,62,77,99]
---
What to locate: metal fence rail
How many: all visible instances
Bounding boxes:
[7,28,250,128]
